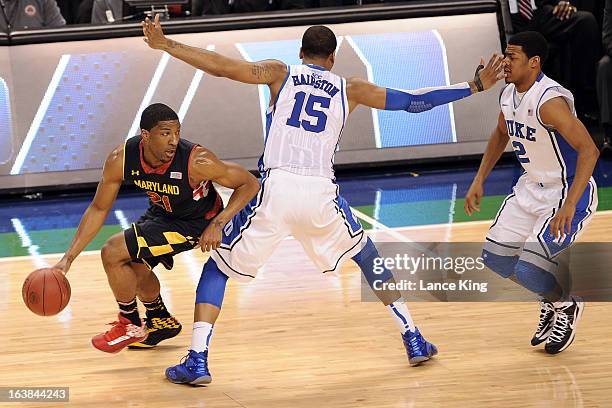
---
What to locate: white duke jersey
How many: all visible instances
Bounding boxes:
[260,64,348,179]
[499,72,578,184]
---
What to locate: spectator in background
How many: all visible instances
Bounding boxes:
[506,0,599,121]
[192,0,228,14]
[74,0,92,23]
[598,0,612,146]
[192,0,304,16]
[90,0,121,23]
[55,0,80,23]
[0,0,65,31]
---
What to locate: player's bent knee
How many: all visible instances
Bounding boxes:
[100,241,115,264]
[101,234,131,265]
[514,260,557,295]
[196,259,229,309]
[482,250,518,278]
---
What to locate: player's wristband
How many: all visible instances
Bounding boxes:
[474,64,485,92]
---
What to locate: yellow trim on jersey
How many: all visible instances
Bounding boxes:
[163,231,189,245]
[132,223,147,259]
[122,139,127,181]
[148,244,174,256]
[141,258,153,271]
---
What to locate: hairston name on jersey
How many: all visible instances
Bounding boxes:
[291,72,340,98]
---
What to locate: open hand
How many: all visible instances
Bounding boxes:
[142,14,168,50]
[474,54,505,91]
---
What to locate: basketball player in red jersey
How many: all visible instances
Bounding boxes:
[53,103,259,353]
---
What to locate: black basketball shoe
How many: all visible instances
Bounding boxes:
[531,299,555,346]
[545,296,584,355]
[128,316,182,349]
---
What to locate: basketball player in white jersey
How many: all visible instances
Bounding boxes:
[143,15,504,384]
[464,31,599,354]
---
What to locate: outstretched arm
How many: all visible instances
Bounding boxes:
[540,97,600,238]
[189,147,260,252]
[53,145,124,274]
[346,54,504,113]
[142,14,287,87]
[464,111,510,216]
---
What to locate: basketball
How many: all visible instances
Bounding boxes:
[22,268,71,316]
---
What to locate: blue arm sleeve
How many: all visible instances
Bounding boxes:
[385,84,472,113]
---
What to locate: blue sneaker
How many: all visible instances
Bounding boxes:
[165,350,212,385]
[402,327,438,366]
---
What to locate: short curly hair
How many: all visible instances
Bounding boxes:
[508,31,549,64]
[140,103,179,131]
[301,25,337,59]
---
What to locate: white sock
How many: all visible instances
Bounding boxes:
[191,321,213,353]
[387,300,415,334]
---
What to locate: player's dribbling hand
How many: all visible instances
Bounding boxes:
[142,14,168,50]
[464,182,483,216]
[52,257,71,275]
[475,54,505,90]
[549,203,575,240]
[199,219,224,253]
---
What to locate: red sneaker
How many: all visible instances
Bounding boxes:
[91,314,148,353]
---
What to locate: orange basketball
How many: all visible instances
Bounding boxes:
[22,268,71,316]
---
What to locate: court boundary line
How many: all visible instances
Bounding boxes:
[351,206,457,257]
[344,35,381,149]
[350,206,415,243]
[125,52,170,139]
[432,29,457,143]
[177,45,215,122]
[10,54,71,175]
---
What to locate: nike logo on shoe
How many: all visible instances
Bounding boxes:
[108,335,132,346]
[92,314,149,353]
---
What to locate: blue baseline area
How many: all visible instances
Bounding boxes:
[0,166,516,234]
[19,52,131,174]
[350,31,455,148]
[7,159,612,235]
[238,39,302,112]
[339,166,518,207]
[375,185,456,227]
[0,78,12,165]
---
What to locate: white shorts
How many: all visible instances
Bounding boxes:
[485,173,598,272]
[211,169,366,281]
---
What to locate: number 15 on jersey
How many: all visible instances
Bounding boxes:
[286,91,330,133]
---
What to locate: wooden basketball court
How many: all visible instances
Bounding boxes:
[2,213,611,407]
